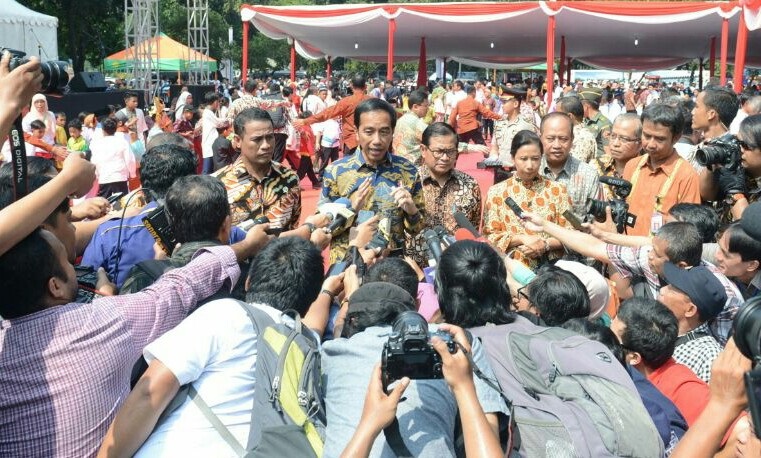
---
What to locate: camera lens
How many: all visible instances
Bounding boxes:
[732,296,761,362]
[39,60,70,93]
[585,199,608,221]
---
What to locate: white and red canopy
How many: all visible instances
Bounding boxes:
[240,1,761,93]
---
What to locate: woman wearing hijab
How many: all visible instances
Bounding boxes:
[174,91,193,121]
[22,94,57,144]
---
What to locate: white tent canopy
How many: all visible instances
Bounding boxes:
[0,0,59,60]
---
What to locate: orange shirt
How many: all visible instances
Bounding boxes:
[448,97,501,135]
[305,91,370,150]
[622,152,701,236]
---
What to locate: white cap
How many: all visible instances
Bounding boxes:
[555,260,610,319]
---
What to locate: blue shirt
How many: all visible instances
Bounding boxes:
[82,202,246,288]
[627,365,687,451]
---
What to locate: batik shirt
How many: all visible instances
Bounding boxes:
[392,112,428,165]
[541,155,603,216]
[213,159,301,229]
[570,123,598,163]
[321,150,424,264]
[483,176,572,268]
[405,166,482,266]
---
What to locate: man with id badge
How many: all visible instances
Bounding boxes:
[622,103,701,237]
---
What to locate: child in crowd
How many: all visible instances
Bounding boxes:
[29,120,51,157]
[173,105,195,144]
[295,111,321,189]
[212,125,236,172]
[55,113,68,146]
[67,119,88,154]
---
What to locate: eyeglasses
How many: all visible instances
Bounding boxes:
[427,148,458,159]
[738,139,758,151]
[516,286,530,302]
[609,133,640,144]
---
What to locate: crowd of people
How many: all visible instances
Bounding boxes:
[3,47,761,458]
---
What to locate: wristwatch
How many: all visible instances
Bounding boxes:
[302,222,316,234]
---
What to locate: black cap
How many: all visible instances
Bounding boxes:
[499,85,527,100]
[348,282,416,314]
[740,202,761,240]
[662,263,727,321]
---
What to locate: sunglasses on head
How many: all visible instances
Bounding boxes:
[738,139,758,151]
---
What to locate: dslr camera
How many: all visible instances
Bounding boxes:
[586,176,637,234]
[732,296,761,439]
[696,134,742,171]
[1,48,70,94]
[381,311,457,386]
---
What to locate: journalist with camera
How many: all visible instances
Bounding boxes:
[694,86,760,222]
[321,281,508,457]
[586,175,637,233]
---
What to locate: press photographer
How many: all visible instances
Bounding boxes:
[586,175,637,233]
[694,86,755,222]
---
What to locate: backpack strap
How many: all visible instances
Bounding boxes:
[188,384,246,457]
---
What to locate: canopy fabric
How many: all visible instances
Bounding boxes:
[0,0,59,60]
[104,33,217,72]
[240,1,759,72]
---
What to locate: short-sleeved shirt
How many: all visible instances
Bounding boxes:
[321,325,509,458]
[672,323,722,383]
[605,244,743,346]
[484,176,572,267]
[647,358,709,427]
[136,300,291,457]
[622,153,701,237]
[392,112,428,165]
[541,155,603,215]
[594,154,627,200]
[405,167,481,266]
[320,150,424,264]
[492,116,537,165]
[213,159,301,229]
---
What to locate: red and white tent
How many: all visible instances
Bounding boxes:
[240,1,761,95]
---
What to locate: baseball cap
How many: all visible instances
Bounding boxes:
[555,260,610,319]
[740,202,761,240]
[661,263,727,321]
[348,282,416,315]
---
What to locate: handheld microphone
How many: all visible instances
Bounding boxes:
[423,229,443,266]
[237,215,283,235]
[453,211,483,240]
[319,197,355,234]
[433,225,456,248]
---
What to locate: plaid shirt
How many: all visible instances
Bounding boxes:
[606,244,743,346]
[541,155,603,215]
[672,323,722,383]
[0,246,240,457]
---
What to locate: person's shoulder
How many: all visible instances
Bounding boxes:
[452,168,479,187]
[390,152,416,168]
[486,177,510,197]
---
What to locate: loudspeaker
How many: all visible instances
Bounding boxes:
[69,72,108,92]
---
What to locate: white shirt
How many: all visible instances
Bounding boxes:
[729,108,747,135]
[313,119,341,148]
[303,94,326,116]
[89,135,135,184]
[447,90,467,113]
[119,108,148,135]
[202,108,227,159]
[135,300,292,457]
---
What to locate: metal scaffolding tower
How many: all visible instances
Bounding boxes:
[187,0,210,84]
[124,0,160,103]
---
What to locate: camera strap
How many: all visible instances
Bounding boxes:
[9,115,28,200]
[383,418,413,457]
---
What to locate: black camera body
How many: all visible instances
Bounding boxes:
[2,48,70,94]
[587,176,636,233]
[696,135,742,171]
[381,311,457,385]
[733,296,761,439]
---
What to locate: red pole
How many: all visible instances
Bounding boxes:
[326,56,332,82]
[290,43,296,82]
[720,18,729,86]
[387,19,396,82]
[709,36,716,78]
[733,13,748,93]
[558,35,566,86]
[242,21,249,86]
[416,37,427,89]
[566,57,572,86]
[545,16,556,106]
[699,58,704,90]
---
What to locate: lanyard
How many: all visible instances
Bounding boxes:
[629,154,684,213]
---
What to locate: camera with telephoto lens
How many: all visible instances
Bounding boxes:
[586,176,637,234]
[381,311,457,386]
[2,48,70,94]
[732,296,761,439]
[695,135,742,171]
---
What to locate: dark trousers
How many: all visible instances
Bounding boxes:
[483,119,494,139]
[297,156,320,185]
[318,146,340,177]
[273,133,288,163]
[202,157,214,174]
[458,128,486,145]
[97,181,129,199]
